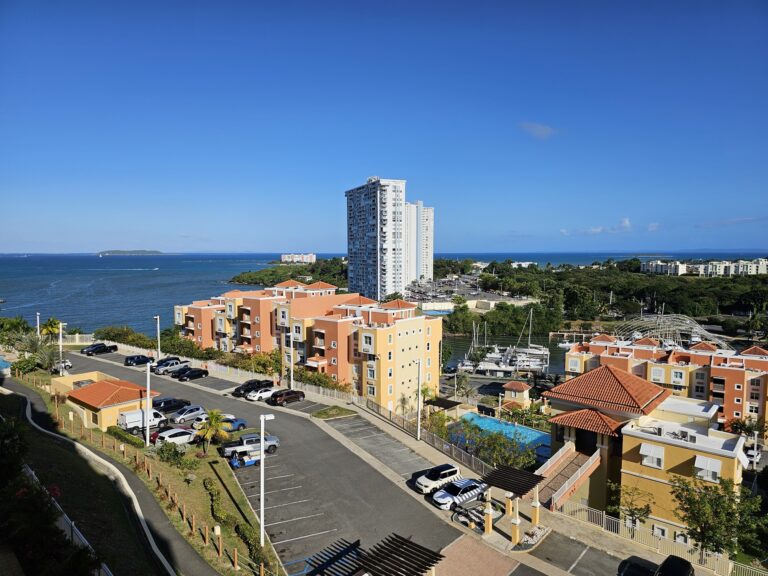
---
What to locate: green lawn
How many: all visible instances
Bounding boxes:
[311,405,357,420]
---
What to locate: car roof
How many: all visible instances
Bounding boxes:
[657,555,693,574]
[449,478,480,489]
[432,464,457,473]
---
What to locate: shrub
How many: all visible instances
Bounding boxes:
[202,478,236,528]
[12,356,38,375]
[156,442,199,471]
[236,522,268,565]
[106,426,146,448]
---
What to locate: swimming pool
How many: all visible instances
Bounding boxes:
[0,356,11,371]
[459,413,551,459]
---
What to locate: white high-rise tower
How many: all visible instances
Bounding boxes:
[404,200,434,284]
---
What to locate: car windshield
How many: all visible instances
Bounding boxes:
[443,483,463,496]
[426,468,448,480]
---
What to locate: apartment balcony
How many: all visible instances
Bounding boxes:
[306,355,328,369]
[711,383,725,393]
[242,328,252,337]
[314,337,325,348]
[240,315,251,324]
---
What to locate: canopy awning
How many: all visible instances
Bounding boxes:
[639,443,664,458]
[694,455,722,474]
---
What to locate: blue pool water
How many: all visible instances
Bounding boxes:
[460,413,551,459]
[0,356,11,369]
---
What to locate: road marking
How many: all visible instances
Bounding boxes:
[261,485,302,495]
[354,432,387,440]
[568,546,590,573]
[296,403,321,412]
[272,528,337,545]
[263,499,311,510]
[242,474,294,486]
[265,512,324,527]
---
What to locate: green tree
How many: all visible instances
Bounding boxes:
[726,418,767,437]
[195,410,230,454]
[441,340,453,371]
[670,476,766,556]
[454,373,474,403]
[40,317,62,340]
[425,411,451,439]
[606,480,654,532]
[35,344,59,371]
[382,292,404,302]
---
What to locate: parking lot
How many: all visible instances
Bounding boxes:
[66,351,460,571]
[530,531,625,576]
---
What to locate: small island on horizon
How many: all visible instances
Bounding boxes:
[97,250,164,256]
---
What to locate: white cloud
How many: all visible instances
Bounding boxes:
[587,226,605,235]
[619,217,631,231]
[647,222,660,232]
[519,121,555,140]
[559,228,570,236]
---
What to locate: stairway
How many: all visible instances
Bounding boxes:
[536,452,592,506]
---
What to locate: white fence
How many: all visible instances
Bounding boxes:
[60,334,95,345]
[549,449,600,507]
[23,465,114,576]
[552,499,768,576]
[291,381,362,405]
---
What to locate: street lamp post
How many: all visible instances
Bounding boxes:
[498,393,503,415]
[145,363,152,447]
[36,312,40,338]
[153,315,161,361]
[58,321,67,376]
[289,325,294,390]
[416,359,422,441]
[259,413,276,547]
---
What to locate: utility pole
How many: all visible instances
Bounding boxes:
[416,360,422,441]
[289,324,294,390]
[145,363,151,447]
[153,315,161,361]
[58,321,67,376]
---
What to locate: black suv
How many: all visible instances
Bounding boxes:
[232,379,274,398]
[267,389,305,407]
[152,397,191,414]
[80,343,118,356]
[124,354,153,366]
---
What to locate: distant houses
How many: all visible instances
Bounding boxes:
[641,258,767,276]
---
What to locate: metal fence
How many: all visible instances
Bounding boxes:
[553,499,742,576]
[290,381,362,405]
[23,465,114,576]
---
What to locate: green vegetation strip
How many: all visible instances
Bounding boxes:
[311,406,357,420]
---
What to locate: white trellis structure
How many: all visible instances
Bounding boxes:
[613,314,733,350]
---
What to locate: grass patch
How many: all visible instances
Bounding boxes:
[10,375,285,576]
[311,405,357,420]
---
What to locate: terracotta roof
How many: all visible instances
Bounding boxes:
[343,295,377,306]
[741,345,768,357]
[549,409,623,437]
[633,337,660,347]
[305,281,337,290]
[591,333,617,343]
[380,299,417,310]
[542,365,670,415]
[690,341,718,352]
[67,379,159,409]
[503,380,531,392]
[273,280,307,288]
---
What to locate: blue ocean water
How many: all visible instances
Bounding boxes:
[1,251,764,335]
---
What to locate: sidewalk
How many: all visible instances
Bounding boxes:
[4,379,219,576]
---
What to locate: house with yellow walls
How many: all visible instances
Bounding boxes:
[65,378,160,431]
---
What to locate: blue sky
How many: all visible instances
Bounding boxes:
[1,1,766,253]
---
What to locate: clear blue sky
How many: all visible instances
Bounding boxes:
[1,1,766,253]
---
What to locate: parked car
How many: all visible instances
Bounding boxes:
[170,405,206,424]
[219,433,280,458]
[178,368,209,382]
[149,425,177,444]
[80,342,118,356]
[232,379,273,398]
[192,413,236,429]
[746,445,762,463]
[117,408,167,436]
[150,356,180,372]
[266,389,305,406]
[170,365,194,379]
[124,354,154,366]
[654,555,694,576]
[415,464,462,494]
[432,478,488,510]
[155,360,191,376]
[223,417,248,432]
[245,387,276,402]
[152,397,191,414]
[50,359,72,373]
[155,427,197,446]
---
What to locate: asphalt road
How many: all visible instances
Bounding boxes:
[66,352,460,569]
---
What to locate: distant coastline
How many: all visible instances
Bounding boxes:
[96,250,164,256]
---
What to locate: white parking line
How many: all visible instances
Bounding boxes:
[272,528,338,545]
[354,432,387,440]
[242,474,295,486]
[265,512,324,527]
[262,485,303,495]
[263,499,311,510]
[568,546,590,573]
[296,403,321,412]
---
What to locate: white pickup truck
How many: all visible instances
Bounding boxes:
[155,360,191,376]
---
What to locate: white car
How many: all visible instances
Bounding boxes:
[245,387,276,402]
[432,478,488,510]
[746,446,762,463]
[155,427,197,446]
[192,413,236,429]
[415,464,461,494]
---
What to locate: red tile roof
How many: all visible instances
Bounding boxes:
[380,299,417,310]
[343,295,377,306]
[273,280,307,288]
[503,380,531,393]
[690,341,718,352]
[305,281,337,290]
[741,345,768,357]
[549,409,623,437]
[633,337,660,347]
[591,334,617,343]
[67,380,159,409]
[542,365,670,415]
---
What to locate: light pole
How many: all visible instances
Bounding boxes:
[36,312,40,338]
[259,413,275,547]
[289,325,294,390]
[58,321,67,376]
[145,363,152,447]
[153,315,161,361]
[498,393,504,417]
[416,359,422,441]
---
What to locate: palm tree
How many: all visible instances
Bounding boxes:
[195,410,230,454]
[35,345,58,372]
[40,317,61,341]
[455,373,475,403]
[17,332,43,354]
[397,393,411,416]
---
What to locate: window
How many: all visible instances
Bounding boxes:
[695,372,705,380]
[555,425,564,442]
[712,377,725,385]
[388,368,393,378]
[675,532,689,544]
[671,370,684,382]
[734,411,741,418]
[427,326,431,336]
[91,412,98,425]
[255,316,260,324]
[651,367,664,383]
[694,455,721,483]
[197,323,202,329]
[364,335,373,347]
[568,359,580,372]
[367,384,375,396]
[388,334,393,344]
[694,385,705,394]
[367,368,375,379]
[281,311,287,320]
[255,331,260,337]
[332,374,337,381]
[427,373,432,382]
[735,397,742,404]
[751,391,760,401]
[426,358,431,368]
[255,345,261,352]
[640,443,664,469]
[331,358,337,365]
[388,384,393,394]
[331,340,337,349]
[388,351,392,360]
[652,525,667,539]
[197,336,202,342]
[293,325,301,335]
[426,342,431,351]
[735,384,742,390]
[749,405,759,414]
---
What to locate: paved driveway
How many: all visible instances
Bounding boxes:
[530,530,623,576]
[66,352,460,570]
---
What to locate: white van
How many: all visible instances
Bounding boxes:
[118,409,167,435]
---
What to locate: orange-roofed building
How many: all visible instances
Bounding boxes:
[66,378,160,431]
[502,380,531,409]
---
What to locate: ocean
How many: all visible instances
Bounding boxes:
[1,251,765,335]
